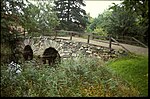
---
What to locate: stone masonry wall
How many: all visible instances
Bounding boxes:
[30,37,128,61]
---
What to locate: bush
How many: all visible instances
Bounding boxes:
[1,55,139,97]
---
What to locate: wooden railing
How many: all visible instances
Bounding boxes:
[25,30,147,53]
[111,36,148,48]
[54,30,127,52]
[55,30,93,43]
[111,37,130,52]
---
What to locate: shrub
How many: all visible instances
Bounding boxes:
[1,55,139,97]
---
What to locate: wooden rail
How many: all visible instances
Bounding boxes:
[115,39,137,44]
[41,30,147,53]
[111,37,130,52]
[132,37,148,48]
[55,30,113,52]
[109,35,112,51]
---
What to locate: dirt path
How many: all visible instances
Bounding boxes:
[56,36,148,55]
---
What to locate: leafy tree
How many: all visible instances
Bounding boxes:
[85,13,94,32]
[22,1,39,36]
[91,3,144,39]
[1,0,26,42]
[121,0,148,44]
[107,1,148,44]
[108,4,138,38]
[93,26,108,37]
[37,1,60,35]
[23,1,60,36]
[88,10,111,37]
[1,0,27,63]
[86,0,148,45]
[53,0,88,32]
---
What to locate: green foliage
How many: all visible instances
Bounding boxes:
[85,13,94,33]
[86,10,111,40]
[1,56,139,97]
[121,0,148,44]
[87,1,148,45]
[107,1,148,44]
[22,2,40,34]
[93,26,108,37]
[87,10,112,33]
[1,0,27,63]
[108,4,139,38]
[106,55,148,96]
[23,1,60,36]
[1,43,12,63]
[1,0,26,43]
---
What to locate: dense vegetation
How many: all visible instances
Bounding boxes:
[1,55,142,97]
[86,0,148,45]
[1,0,148,43]
[23,1,60,36]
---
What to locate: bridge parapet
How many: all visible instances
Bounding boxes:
[29,37,127,61]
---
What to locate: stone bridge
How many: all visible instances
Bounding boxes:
[23,36,130,61]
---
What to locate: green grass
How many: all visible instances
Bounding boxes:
[106,54,148,96]
[1,55,139,97]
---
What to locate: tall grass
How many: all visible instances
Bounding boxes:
[1,55,139,97]
[106,54,148,96]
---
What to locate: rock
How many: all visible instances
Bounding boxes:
[93,53,98,56]
[55,39,61,42]
[63,50,70,53]
[80,49,86,54]
[84,48,88,50]
[72,53,77,57]
[110,54,117,58]
[70,42,73,45]
[71,49,77,53]
[79,47,84,50]
[65,40,70,44]
[86,50,92,54]
[76,54,79,57]
[97,56,102,59]
[96,47,101,50]
[89,54,93,57]
[61,55,70,58]
[103,53,108,55]
[63,58,68,60]
[82,44,88,48]
[118,50,126,54]
[87,47,91,51]
[111,50,115,54]
[115,51,120,55]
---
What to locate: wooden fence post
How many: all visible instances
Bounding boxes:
[87,34,90,44]
[54,30,57,39]
[70,32,72,40]
[23,30,26,39]
[109,34,112,52]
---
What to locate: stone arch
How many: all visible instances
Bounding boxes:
[30,37,63,57]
